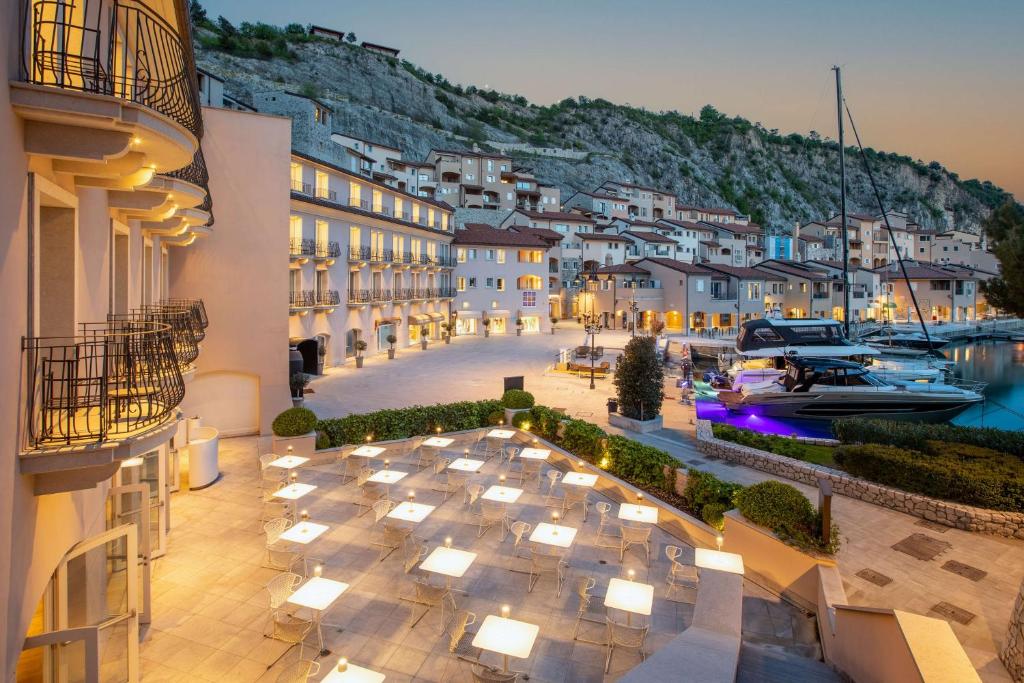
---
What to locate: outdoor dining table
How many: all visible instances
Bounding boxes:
[320,659,385,683]
[367,469,407,495]
[447,458,485,473]
[268,455,309,470]
[694,548,745,575]
[422,436,454,448]
[272,483,317,500]
[280,521,330,545]
[472,614,540,673]
[286,576,350,656]
[562,472,598,487]
[518,447,551,461]
[481,485,524,504]
[486,429,516,440]
[386,501,436,524]
[419,546,477,590]
[529,522,578,549]
[618,503,658,525]
[350,445,386,458]
[604,576,654,625]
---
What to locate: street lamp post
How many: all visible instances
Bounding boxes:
[582,312,603,390]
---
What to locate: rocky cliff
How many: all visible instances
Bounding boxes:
[193,22,1011,231]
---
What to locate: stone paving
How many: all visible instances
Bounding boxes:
[141,431,816,681]
[307,325,1024,682]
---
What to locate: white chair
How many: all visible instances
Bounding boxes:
[263,518,302,572]
[417,446,439,470]
[595,502,620,548]
[518,459,542,488]
[466,483,485,511]
[572,576,606,644]
[508,521,532,564]
[544,470,563,507]
[356,466,374,487]
[267,609,315,669]
[562,487,590,522]
[266,572,302,611]
[341,453,363,484]
[477,500,510,539]
[502,445,521,467]
[433,457,451,481]
[471,665,518,682]
[449,610,483,664]
[405,578,457,633]
[403,536,428,574]
[665,545,699,602]
[528,548,567,596]
[275,660,320,683]
[604,617,649,672]
[356,481,386,517]
[260,454,285,490]
[484,436,504,460]
[620,525,652,565]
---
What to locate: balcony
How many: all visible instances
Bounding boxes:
[13,0,202,177]
[349,246,371,262]
[314,241,341,261]
[348,197,370,210]
[118,305,201,373]
[163,298,208,341]
[107,147,213,237]
[396,252,413,265]
[437,287,456,299]
[291,179,312,194]
[348,289,370,305]
[393,288,413,302]
[20,320,186,492]
[370,250,394,264]
[290,238,315,261]
[315,186,337,201]
[439,256,457,268]
[289,290,315,311]
[812,290,830,300]
[370,289,393,304]
[411,289,429,300]
[315,290,340,309]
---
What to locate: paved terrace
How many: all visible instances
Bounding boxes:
[141,431,820,681]
[307,326,1024,681]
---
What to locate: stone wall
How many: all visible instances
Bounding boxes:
[695,420,1024,539]
[1002,580,1024,682]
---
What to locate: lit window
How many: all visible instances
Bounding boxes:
[456,277,466,291]
[496,249,506,264]
[496,278,505,291]
[522,291,537,308]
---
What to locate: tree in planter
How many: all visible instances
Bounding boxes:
[289,372,311,404]
[515,317,524,336]
[613,336,664,420]
[354,339,368,368]
[651,320,666,337]
[441,322,451,344]
[482,318,491,338]
[386,334,397,359]
[550,316,558,334]
[420,325,429,349]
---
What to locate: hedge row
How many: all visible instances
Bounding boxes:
[834,441,1024,512]
[737,481,840,554]
[833,418,1024,458]
[316,400,501,446]
[712,423,835,466]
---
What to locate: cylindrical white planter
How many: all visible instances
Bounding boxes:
[188,425,220,489]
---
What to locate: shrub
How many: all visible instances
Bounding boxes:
[561,420,606,461]
[834,442,1024,511]
[833,418,1024,458]
[500,389,535,409]
[511,411,532,428]
[683,469,741,522]
[316,400,497,446]
[289,372,310,395]
[272,407,318,437]
[613,336,664,420]
[712,423,835,466]
[605,436,674,491]
[701,503,728,530]
[735,481,838,553]
[315,431,331,450]
[526,405,563,441]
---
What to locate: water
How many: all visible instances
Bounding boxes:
[948,341,1024,431]
[694,339,1024,437]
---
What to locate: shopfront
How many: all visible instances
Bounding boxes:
[376,318,399,353]
[408,314,430,344]
[520,316,540,333]
[487,310,510,334]
[455,311,480,335]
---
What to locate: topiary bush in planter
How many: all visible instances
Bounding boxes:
[736,480,839,554]
[613,336,664,420]
[315,431,331,450]
[273,407,318,437]
[511,411,532,429]
[500,389,535,409]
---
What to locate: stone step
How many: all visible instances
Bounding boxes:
[737,641,839,683]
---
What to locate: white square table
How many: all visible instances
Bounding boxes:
[518,447,550,461]
[279,521,329,544]
[271,483,317,500]
[604,577,654,625]
[529,522,577,549]
[422,436,454,448]
[321,660,385,683]
[367,470,408,485]
[268,455,309,469]
[351,445,386,458]
[694,548,745,575]
[618,503,658,524]
[287,577,350,655]
[420,546,477,589]
[481,485,523,504]
[486,429,516,440]
[472,615,540,673]
[448,458,485,473]
[386,501,436,524]
[562,472,598,487]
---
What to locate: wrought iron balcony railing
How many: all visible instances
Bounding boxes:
[349,246,371,261]
[370,289,392,303]
[393,288,412,301]
[289,290,315,308]
[348,289,370,304]
[165,146,209,188]
[290,237,315,257]
[437,287,456,298]
[162,298,207,335]
[315,290,340,306]
[291,179,312,194]
[20,0,203,138]
[315,241,341,259]
[119,306,199,369]
[370,250,393,264]
[21,320,185,449]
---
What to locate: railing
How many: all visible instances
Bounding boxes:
[370,250,394,263]
[398,252,413,264]
[162,298,207,335]
[437,287,456,298]
[812,292,830,299]
[315,241,341,259]
[411,289,428,299]
[349,246,371,261]
[125,305,200,369]
[315,290,340,306]
[21,320,185,449]
[348,198,370,210]
[165,146,209,188]
[20,0,202,138]
[289,290,315,307]
[348,289,370,304]
[393,288,412,301]
[439,256,457,268]
[370,289,392,303]
[290,237,315,257]
[315,186,337,201]
[290,179,312,194]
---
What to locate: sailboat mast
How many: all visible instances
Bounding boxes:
[834,65,851,337]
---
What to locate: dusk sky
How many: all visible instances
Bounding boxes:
[201,0,1024,198]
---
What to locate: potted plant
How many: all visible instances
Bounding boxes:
[420,325,429,350]
[609,336,665,432]
[354,339,368,368]
[550,316,558,334]
[515,317,524,336]
[441,322,451,344]
[386,334,397,359]
[272,406,318,455]
[482,318,491,338]
[289,372,310,407]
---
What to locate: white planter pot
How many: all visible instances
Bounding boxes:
[272,431,317,457]
[608,413,664,433]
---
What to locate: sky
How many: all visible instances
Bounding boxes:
[200,0,1024,198]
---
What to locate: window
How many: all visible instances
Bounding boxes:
[487,175,495,183]
[522,291,537,308]
[314,106,328,125]
[747,282,761,300]
[456,277,466,291]
[412,203,421,224]
[496,278,505,291]
[496,249,506,264]
[468,249,477,260]
[485,277,495,288]
[696,279,705,293]
[372,189,383,213]
[517,275,543,289]
[428,207,435,227]
[457,248,467,263]
[485,249,496,261]
[349,181,362,206]
[290,162,303,191]
[468,277,478,288]
[487,160,494,172]
[799,282,808,293]
[394,196,404,219]
[465,174,475,181]
[441,214,449,231]
[289,215,303,242]
[315,170,329,198]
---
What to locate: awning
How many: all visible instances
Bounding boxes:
[456,310,482,319]
[486,310,511,318]
[426,312,445,322]
[375,317,400,327]
[408,314,430,325]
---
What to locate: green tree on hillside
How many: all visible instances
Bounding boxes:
[980,200,1024,317]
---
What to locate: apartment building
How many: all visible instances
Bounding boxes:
[655,218,704,262]
[805,261,881,323]
[755,260,836,319]
[578,232,631,271]
[425,149,515,210]
[698,221,764,267]
[596,180,676,220]
[872,262,981,322]
[563,190,631,222]
[676,205,741,223]
[451,224,551,333]
[288,152,456,367]
[500,209,597,292]
[2,0,226,677]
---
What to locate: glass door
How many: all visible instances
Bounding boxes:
[113,448,167,558]
[107,483,153,627]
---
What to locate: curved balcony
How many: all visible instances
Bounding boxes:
[131,306,200,369]
[14,0,202,176]
[162,298,207,337]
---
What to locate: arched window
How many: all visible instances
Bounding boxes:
[517,275,542,290]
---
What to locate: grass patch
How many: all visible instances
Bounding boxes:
[711,423,837,467]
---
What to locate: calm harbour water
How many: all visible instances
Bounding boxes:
[695,340,1024,437]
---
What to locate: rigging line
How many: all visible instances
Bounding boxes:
[842,99,933,347]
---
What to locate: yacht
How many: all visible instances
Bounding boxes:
[717,357,984,422]
[860,328,951,351]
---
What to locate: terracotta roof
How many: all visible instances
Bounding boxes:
[599,180,664,193]
[635,257,710,275]
[596,263,651,275]
[871,262,972,280]
[578,232,630,242]
[507,225,564,242]
[452,223,549,247]
[799,235,825,243]
[582,191,624,201]
[658,218,703,230]
[511,209,595,223]
[699,240,721,248]
[622,230,677,244]
[678,205,738,216]
[745,244,764,251]
[701,264,786,281]
[360,42,400,55]
[755,260,830,281]
[699,220,761,235]
[461,184,484,191]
